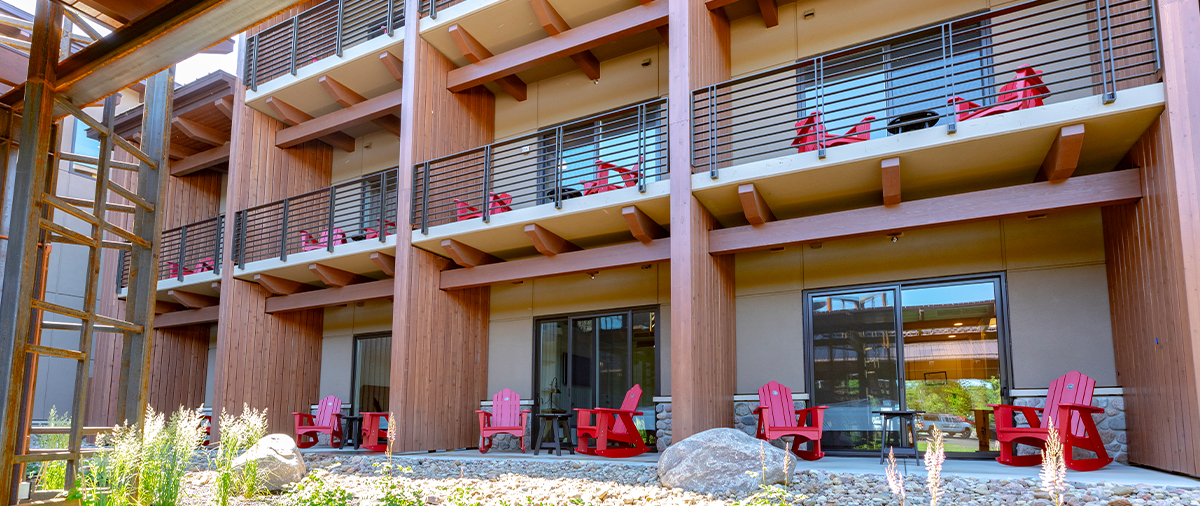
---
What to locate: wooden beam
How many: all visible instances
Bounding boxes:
[442,238,670,289]
[211,281,221,292]
[275,88,404,149]
[441,239,503,268]
[265,278,394,314]
[154,300,183,315]
[167,289,218,309]
[737,183,775,226]
[757,0,779,27]
[622,206,667,244]
[524,223,582,257]
[379,51,403,84]
[704,0,739,10]
[171,116,228,146]
[317,75,367,107]
[882,157,901,206]
[448,1,667,93]
[253,273,316,295]
[214,96,233,118]
[1036,124,1086,183]
[317,75,402,136]
[308,263,371,287]
[170,143,229,176]
[709,170,1143,255]
[370,252,396,277]
[154,305,219,328]
[448,24,528,101]
[264,96,356,152]
[530,0,601,80]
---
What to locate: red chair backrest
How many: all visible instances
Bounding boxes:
[314,395,342,428]
[491,388,522,427]
[792,112,827,150]
[612,384,643,434]
[758,381,797,429]
[1043,371,1095,438]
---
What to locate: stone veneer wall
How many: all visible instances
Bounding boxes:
[1012,394,1127,464]
[657,395,1126,463]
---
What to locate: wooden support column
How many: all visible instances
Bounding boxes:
[391,2,495,452]
[667,0,735,442]
[1100,0,1200,477]
[1035,125,1085,183]
[213,35,331,434]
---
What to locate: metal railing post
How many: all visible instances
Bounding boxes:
[250,36,260,92]
[553,126,563,209]
[290,17,299,76]
[236,211,246,269]
[943,23,957,134]
[707,85,717,179]
[116,250,125,292]
[177,226,187,282]
[816,56,827,159]
[280,200,290,262]
[637,103,646,192]
[335,0,346,57]
[215,216,223,275]
[420,161,431,234]
[1100,0,1117,103]
[481,145,493,223]
[377,172,388,242]
[326,187,337,252]
[386,0,394,35]
[430,0,438,19]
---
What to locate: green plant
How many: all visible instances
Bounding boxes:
[376,477,423,506]
[33,407,70,491]
[287,471,352,506]
[139,407,205,506]
[210,404,268,506]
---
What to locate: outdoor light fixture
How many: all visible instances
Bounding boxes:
[887,232,903,242]
[588,271,597,279]
[954,322,963,326]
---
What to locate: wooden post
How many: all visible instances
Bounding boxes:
[667,0,735,442]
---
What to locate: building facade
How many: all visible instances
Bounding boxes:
[83,0,1200,477]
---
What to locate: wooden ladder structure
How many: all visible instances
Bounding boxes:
[0,2,174,504]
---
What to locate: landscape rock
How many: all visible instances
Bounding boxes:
[231,434,306,491]
[657,428,796,494]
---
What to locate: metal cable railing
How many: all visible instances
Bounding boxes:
[233,168,400,267]
[118,215,224,289]
[692,0,1159,176]
[411,97,669,233]
[244,0,406,91]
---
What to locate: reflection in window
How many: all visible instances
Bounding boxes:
[540,102,666,202]
[353,334,391,414]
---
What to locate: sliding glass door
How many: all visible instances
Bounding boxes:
[535,308,658,446]
[806,276,1006,455]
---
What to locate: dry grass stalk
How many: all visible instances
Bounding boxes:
[924,426,945,506]
[1040,415,1068,506]
[885,446,905,505]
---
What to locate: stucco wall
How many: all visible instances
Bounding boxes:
[330,130,402,184]
[732,208,1115,393]
[487,264,670,400]
[319,299,394,402]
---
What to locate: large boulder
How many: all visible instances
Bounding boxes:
[657,428,797,495]
[232,434,307,491]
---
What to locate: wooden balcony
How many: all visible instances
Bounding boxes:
[118,215,223,301]
[410,97,669,263]
[690,0,1162,226]
[229,169,399,290]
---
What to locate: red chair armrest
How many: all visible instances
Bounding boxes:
[590,407,643,416]
[990,404,1043,428]
[1058,402,1103,414]
[475,410,492,417]
[752,406,766,415]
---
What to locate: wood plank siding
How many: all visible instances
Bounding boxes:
[391,3,495,451]
[1101,0,1200,477]
[214,72,332,434]
[88,148,222,426]
[665,0,737,440]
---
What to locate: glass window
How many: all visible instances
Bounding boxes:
[353,334,390,414]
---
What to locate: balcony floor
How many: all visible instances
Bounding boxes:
[232,234,397,287]
[412,179,670,260]
[693,83,1165,228]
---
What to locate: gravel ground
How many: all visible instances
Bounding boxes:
[180,453,1200,506]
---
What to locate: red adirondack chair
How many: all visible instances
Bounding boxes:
[990,371,1111,471]
[194,257,215,273]
[476,388,531,453]
[293,395,345,449]
[582,158,641,195]
[454,193,514,221]
[575,384,649,458]
[164,261,193,278]
[949,64,1050,122]
[792,112,876,153]
[300,228,348,251]
[364,218,397,239]
[754,381,829,460]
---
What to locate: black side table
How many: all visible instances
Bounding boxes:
[873,409,925,464]
[533,413,574,456]
[342,415,363,450]
[886,110,939,135]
